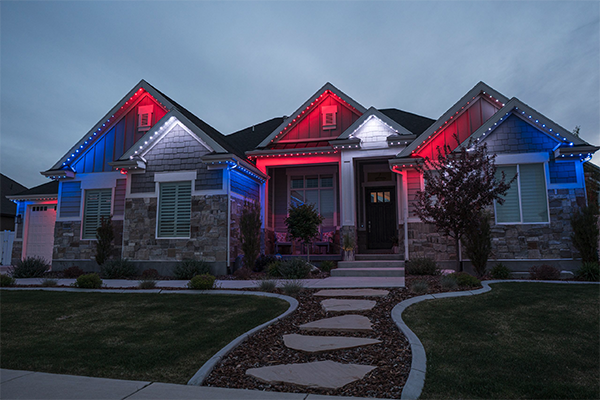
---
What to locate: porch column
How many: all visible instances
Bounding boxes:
[340,154,355,227]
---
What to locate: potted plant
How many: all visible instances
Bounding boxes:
[342,233,355,261]
[391,235,400,254]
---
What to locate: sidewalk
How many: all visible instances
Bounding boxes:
[0,369,375,400]
[12,276,405,289]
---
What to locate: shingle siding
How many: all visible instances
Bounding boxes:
[484,114,559,154]
[549,161,577,184]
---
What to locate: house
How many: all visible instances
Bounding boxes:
[10,80,599,274]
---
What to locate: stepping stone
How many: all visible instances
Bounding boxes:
[321,298,376,312]
[246,360,376,389]
[314,289,389,297]
[283,333,381,352]
[299,314,373,332]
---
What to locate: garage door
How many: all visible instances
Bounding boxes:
[25,205,56,264]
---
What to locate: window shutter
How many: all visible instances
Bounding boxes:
[520,164,549,223]
[322,105,337,130]
[158,181,192,238]
[138,105,153,130]
[495,166,520,223]
[83,189,112,239]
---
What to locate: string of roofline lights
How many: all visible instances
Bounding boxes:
[343,114,411,147]
[131,116,177,157]
[248,149,340,160]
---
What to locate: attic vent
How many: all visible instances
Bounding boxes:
[322,105,337,130]
[138,105,154,131]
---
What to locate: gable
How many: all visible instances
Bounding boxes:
[481,114,560,154]
[352,115,400,148]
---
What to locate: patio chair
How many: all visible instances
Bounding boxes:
[274,231,292,254]
[314,228,336,254]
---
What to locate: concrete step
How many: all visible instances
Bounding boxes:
[355,253,403,261]
[338,260,404,269]
[331,267,405,277]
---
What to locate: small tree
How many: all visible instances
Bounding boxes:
[414,137,516,271]
[284,203,324,263]
[463,211,492,277]
[239,201,262,270]
[571,205,599,263]
[95,216,114,266]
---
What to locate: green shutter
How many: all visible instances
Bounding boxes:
[83,189,112,239]
[520,164,549,223]
[158,181,192,238]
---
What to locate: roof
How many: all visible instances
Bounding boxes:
[7,181,59,202]
[378,108,435,136]
[1,174,27,216]
[224,117,286,155]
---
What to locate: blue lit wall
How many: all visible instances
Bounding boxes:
[484,114,560,154]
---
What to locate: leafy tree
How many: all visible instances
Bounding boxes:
[414,137,516,271]
[463,211,492,277]
[95,216,114,266]
[571,205,599,263]
[239,201,262,270]
[284,203,324,263]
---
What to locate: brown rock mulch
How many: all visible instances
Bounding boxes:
[204,275,474,398]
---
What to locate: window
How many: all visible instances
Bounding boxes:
[495,164,548,223]
[370,191,391,203]
[158,181,192,238]
[289,174,335,226]
[83,189,112,239]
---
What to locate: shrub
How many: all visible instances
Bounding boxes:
[267,261,282,277]
[141,268,160,279]
[281,279,304,297]
[490,263,512,279]
[463,212,492,278]
[257,278,277,292]
[41,278,58,287]
[95,216,115,266]
[234,267,252,280]
[406,257,439,276]
[75,273,102,289]
[138,279,157,289]
[100,259,138,279]
[63,266,84,279]
[240,201,262,270]
[173,259,210,280]
[571,205,599,263]
[529,265,560,280]
[187,274,216,290]
[576,262,600,282]
[284,203,324,263]
[410,279,429,294]
[0,274,15,287]
[254,254,278,273]
[10,256,50,278]
[440,274,458,290]
[319,260,336,273]
[449,272,481,287]
[278,258,312,279]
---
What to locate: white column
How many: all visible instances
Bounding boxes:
[340,152,355,227]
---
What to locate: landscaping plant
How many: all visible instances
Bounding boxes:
[440,274,458,290]
[449,272,481,287]
[490,263,512,279]
[240,201,262,270]
[40,278,58,287]
[233,267,252,280]
[10,256,50,278]
[575,262,600,282]
[173,259,210,280]
[414,136,515,271]
[187,274,216,290]
[0,273,15,287]
[405,257,439,275]
[254,254,277,273]
[256,277,277,292]
[267,261,282,277]
[138,278,157,289]
[570,205,599,263]
[462,211,492,277]
[62,266,84,278]
[284,203,324,263]
[410,279,429,294]
[278,257,312,279]
[319,260,336,272]
[100,258,138,279]
[75,273,103,289]
[95,215,115,266]
[141,268,160,279]
[280,279,304,297]
[529,264,560,280]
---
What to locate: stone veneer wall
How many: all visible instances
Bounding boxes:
[121,195,228,275]
[10,241,23,265]
[404,188,586,271]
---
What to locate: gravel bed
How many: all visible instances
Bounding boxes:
[204,275,472,398]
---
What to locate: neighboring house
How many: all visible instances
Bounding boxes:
[1,174,27,231]
[11,80,599,274]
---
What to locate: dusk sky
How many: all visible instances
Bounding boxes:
[1,1,599,188]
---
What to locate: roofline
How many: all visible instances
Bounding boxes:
[6,194,58,202]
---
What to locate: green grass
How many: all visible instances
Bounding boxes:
[0,291,288,384]
[403,283,600,399]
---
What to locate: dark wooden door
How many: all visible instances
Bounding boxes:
[365,187,396,249]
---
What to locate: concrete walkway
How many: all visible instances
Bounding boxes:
[0,369,375,400]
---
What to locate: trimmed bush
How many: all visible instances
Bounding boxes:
[490,263,512,279]
[41,278,58,287]
[571,205,599,263]
[63,266,84,279]
[278,258,312,279]
[254,254,277,273]
[319,260,336,273]
[281,279,304,297]
[100,259,138,279]
[410,279,429,294]
[75,273,102,289]
[529,265,560,280]
[141,268,160,279]
[440,274,458,290]
[11,256,50,278]
[257,278,277,292]
[406,257,439,276]
[449,272,481,287]
[138,279,157,289]
[0,274,15,287]
[173,259,210,280]
[575,262,599,282]
[187,274,216,290]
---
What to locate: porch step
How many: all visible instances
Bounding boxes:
[354,254,403,261]
[337,260,404,269]
[331,267,404,277]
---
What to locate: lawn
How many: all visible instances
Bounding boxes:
[403,283,600,399]
[0,291,289,384]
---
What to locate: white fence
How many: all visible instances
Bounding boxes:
[1,231,15,266]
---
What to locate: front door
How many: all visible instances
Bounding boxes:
[365,187,396,249]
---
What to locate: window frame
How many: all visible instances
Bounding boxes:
[286,170,338,227]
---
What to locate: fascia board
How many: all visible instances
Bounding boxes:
[257,82,367,148]
[40,170,75,179]
[6,194,58,201]
[201,154,268,180]
[397,81,509,158]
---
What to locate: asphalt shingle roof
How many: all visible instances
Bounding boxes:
[379,108,435,135]
[224,117,286,155]
[1,174,27,216]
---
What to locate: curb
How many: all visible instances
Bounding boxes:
[392,279,599,400]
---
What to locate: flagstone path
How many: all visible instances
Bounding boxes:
[245,288,387,389]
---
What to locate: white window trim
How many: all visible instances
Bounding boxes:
[494,163,551,225]
[155,180,192,240]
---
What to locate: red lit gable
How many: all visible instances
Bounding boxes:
[269,90,362,149]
